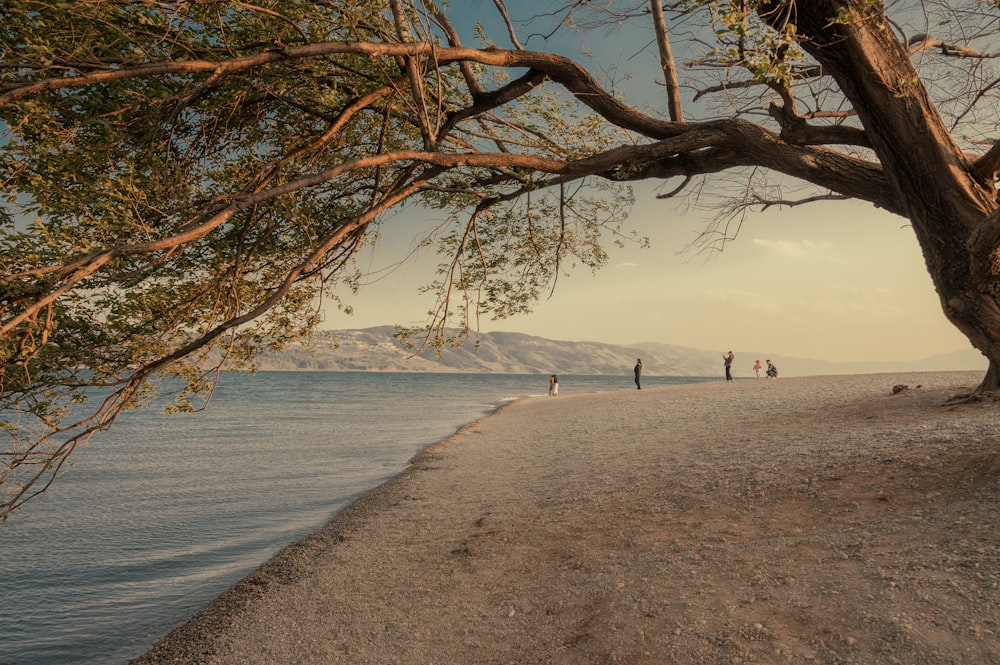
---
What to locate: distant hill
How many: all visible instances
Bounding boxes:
[249,326,987,378]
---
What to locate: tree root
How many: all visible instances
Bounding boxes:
[943,389,1000,405]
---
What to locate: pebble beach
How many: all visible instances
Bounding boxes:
[133,371,1000,664]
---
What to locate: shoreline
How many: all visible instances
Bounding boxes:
[131,379,540,664]
[132,371,1000,664]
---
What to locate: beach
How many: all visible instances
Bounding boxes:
[133,371,1000,664]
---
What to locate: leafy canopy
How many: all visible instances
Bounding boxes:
[0,0,637,518]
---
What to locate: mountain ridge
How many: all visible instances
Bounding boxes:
[249,326,987,378]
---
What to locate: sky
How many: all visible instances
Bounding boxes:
[322,1,977,365]
[333,189,971,364]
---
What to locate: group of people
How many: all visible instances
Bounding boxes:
[730,352,778,380]
[749,356,778,380]
[643,353,776,387]
[549,353,776,395]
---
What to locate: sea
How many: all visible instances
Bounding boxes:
[1,371,712,665]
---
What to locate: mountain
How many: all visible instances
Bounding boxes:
[249,326,988,378]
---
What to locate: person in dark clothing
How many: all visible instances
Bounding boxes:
[766,359,778,379]
[634,358,643,389]
[724,351,735,382]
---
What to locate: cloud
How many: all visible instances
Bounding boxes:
[614,261,641,269]
[694,286,904,319]
[751,238,843,262]
[701,288,783,312]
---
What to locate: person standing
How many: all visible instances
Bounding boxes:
[549,374,559,396]
[633,358,643,390]
[724,351,735,382]
[753,359,762,379]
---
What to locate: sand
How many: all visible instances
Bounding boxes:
[132,371,1000,664]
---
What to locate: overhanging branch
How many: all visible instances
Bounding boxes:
[603,119,899,214]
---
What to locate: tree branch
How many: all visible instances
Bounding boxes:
[767,101,870,148]
[0,41,683,140]
[649,0,683,121]
[615,120,899,214]
[906,34,1000,60]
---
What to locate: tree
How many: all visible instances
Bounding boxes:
[1,0,998,519]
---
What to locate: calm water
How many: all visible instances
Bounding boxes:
[1,371,711,665]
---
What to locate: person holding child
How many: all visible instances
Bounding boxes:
[723,351,735,382]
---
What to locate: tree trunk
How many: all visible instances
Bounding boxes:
[976,359,1000,393]
[941,209,1000,393]
[765,1,1000,391]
